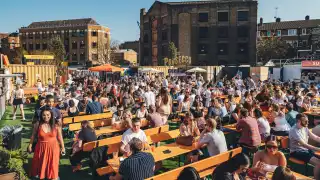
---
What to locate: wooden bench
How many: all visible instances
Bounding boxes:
[63,112,112,125]
[83,125,170,152]
[146,147,242,180]
[69,119,112,131]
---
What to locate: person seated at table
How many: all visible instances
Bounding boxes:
[226,95,237,113]
[208,98,223,118]
[192,101,206,132]
[269,104,291,136]
[230,104,243,124]
[120,118,149,156]
[55,97,68,111]
[67,100,80,117]
[272,90,287,105]
[254,108,271,140]
[301,96,312,113]
[136,102,148,119]
[179,112,201,163]
[237,108,261,148]
[86,95,103,115]
[272,166,296,180]
[212,153,250,180]
[147,105,166,127]
[178,95,191,113]
[196,118,228,157]
[252,135,286,175]
[70,120,97,172]
[289,113,320,180]
[177,167,201,180]
[112,105,125,128]
[285,103,299,127]
[110,137,155,180]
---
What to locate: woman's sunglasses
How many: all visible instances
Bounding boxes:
[266,145,278,150]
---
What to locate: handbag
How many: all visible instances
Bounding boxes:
[176,135,194,146]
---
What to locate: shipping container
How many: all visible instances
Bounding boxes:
[250,67,269,82]
[8,64,57,87]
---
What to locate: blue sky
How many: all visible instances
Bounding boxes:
[1,0,319,42]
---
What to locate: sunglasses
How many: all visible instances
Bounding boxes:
[266,145,278,149]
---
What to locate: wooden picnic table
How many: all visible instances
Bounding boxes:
[245,172,312,180]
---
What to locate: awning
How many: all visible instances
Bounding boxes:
[88,64,123,72]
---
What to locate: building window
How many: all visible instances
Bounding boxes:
[91,31,97,36]
[72,41,77,49]
[29,34,33,39]
[199,13,209,22]
[42,43,47,50]
[80,41,85,49]
[217,43,228,55]
[198,44,208,54]
[288,29,297,36]
[92,42,97,48]
[162,31,168,41]
[302,28,307,35]
[36,43,40,50]
[42,33,47,39]
[218,27,228,38]
[79,30,85,37]
[80,53,85,61]
[35,33,40,39]
[302,40,308,46]
[144,47,149,56]
[72,53,77,61]
[92,53,98,61]
[143,34,149,43]
[72,31,78,37]
[238,26,249,38]
[237,11,249,21]
[238,43,248,54]
[277,30,281,36]
[199,27,209,39]
[161,45,168,56]
[267,31,271,37]
[29,43,33,50]
[218,12,229,22]
[22,43,26,50]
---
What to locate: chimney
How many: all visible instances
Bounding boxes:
[305,15,310,20]
[276,17,281,23]
[259,17,263,25]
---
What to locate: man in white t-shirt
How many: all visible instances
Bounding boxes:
[162,76,169,88]
[120,118,148,156]
[289,113,320,179]
[144,86,155,107]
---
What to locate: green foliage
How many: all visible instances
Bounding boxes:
[168,41,178,61]
[48,35,66,65]
[257,37,289,64]
[0,146,28,179]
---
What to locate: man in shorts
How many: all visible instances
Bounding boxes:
[289,113,320,179]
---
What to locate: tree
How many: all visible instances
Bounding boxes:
[168,41,177,61]
[48,35,66,65]
[96,38,120,65]
[163,41,191,66]
[257,36,289,64]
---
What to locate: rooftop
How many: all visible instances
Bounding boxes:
[163,0,257,5]
[23,18,100,29]
[258,19,320,31]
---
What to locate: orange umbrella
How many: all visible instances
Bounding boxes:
[89,64,123,72]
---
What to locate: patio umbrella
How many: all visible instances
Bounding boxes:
[186,67,207,73]
[89,64,123,72]
[139,68,160,73]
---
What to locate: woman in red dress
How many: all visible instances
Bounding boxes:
[28,109,65,180]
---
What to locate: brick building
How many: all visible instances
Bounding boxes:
[0,33,20,63]
[258,16,320,54]
[120,41,139,64]
[140,0,258,66]
[111,49,137,66]
[19,18,110,66]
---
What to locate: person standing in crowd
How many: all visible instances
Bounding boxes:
[156,87,172,122]
[11,84,25,120]
[237,108,261,148]
[86,95,103,115]
[35,95,62,125]
[252,135,287,175]
[144,86,155,107]
[289,113,320,179]
[120,118,149,156]
[110,138,155,180]
[212,153,250,180]
[28,109,65,180]
[70,120,97,172]
[196,118,228,157]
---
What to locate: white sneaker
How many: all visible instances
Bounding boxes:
[13,116,16,120]
[22,117,26,121]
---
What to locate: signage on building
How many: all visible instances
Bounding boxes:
[301,60,320,67]
[24,55,54,60]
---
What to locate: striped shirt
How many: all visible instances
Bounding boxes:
[119,152,155,180]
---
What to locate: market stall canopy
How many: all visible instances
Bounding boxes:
[186,67,207,73]
[139,67,160,73]
[89,64,123,72]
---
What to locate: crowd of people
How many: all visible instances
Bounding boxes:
[13,71,320,180]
